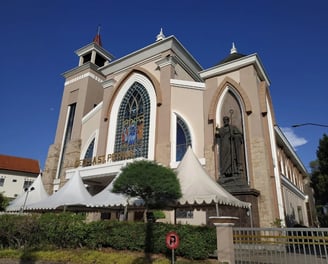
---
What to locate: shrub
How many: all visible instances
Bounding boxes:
[38,212,87,248]
[0,213,216,260]
[82,220,112,249]
[106,221,146,251]
[0,214,39,248]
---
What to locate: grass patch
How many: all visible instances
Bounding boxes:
[0,249,216,264]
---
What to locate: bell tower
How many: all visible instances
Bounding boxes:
[43,29,113,193]
[76,26,113,68]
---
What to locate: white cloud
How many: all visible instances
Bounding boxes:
[281,127,308,149]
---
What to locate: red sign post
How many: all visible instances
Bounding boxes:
[166,231,179,264]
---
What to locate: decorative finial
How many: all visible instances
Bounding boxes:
[156,28,165,41]
[230,42,237,54]
[93,24,102,46]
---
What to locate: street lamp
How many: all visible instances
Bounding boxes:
[20,186,35,213]
[292,123,328,128]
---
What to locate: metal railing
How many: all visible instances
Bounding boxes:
[233,227,328,264]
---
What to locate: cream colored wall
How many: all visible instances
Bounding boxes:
[278,148,305,192]
[80,103,103,159]
[282,186,309,226]
[0,171,36,199]
[175,64,195,81]
[141,60,161,80]
[157,209,208,226]
[55,68,104,145]
[203,72,241,179]
[171,85,204,161]
[202,64,281,227]
[176,210,207,225]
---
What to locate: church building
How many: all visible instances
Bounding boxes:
[42,29,315,227]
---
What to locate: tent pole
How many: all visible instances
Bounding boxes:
[215,202,219,216]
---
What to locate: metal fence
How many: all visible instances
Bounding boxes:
[233,227,328,264]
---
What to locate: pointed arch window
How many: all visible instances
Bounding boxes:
[176,116,191,161]
[114,82,150,160]
[82,138,95,167]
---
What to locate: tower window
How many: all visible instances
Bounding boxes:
[57,103,76,178]
[95,54,106,67]
[82,53,92,64]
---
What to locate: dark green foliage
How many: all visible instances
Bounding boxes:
[113,160,182,209]
[105,221,216,259]
[152,210,166,220]
[0,193,9,211]
[0,214,40,248]
[317,134,328,173]
[106,221,146,251]
[175,225,217,259]
[0,213,216,260]
[82,220,112,249]
[311,134,328,226]
[38,212,87,248]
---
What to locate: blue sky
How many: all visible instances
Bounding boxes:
[0,0,327,171]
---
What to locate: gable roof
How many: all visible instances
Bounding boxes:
[217,52,246,65]
[0,154,40,174]
[100,35,203,82]
[177,147,250,208]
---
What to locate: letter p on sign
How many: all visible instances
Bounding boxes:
[166,231,179,249]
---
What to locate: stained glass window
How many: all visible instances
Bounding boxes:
[82,138,95,167]
[114,82,150,160]
[176,116,191,161]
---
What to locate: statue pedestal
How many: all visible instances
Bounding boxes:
[209,216,238,264]
[218,178,260,227]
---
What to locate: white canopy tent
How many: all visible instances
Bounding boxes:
[27,170,92,210]
[86,179,143,208]
[177,147,251,209]
[6,174,49,212]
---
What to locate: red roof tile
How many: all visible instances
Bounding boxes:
[0,154,40,174]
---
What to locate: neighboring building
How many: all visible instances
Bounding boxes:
[42,30,315,227]
[0,154,40,199]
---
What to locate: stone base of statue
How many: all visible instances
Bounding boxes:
[218,176,261,227]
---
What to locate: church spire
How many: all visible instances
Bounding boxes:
[230,42,237,54]
[93,25,102,46]
[156,28,165,41]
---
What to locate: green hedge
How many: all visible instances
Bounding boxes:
[0,213,216,260]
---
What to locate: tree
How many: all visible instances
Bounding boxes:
[0,192,9,211]
[113,160,182,222]
[311,133,328,226]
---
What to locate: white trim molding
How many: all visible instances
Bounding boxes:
[170,79,205,90]
[64,72,103,86]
